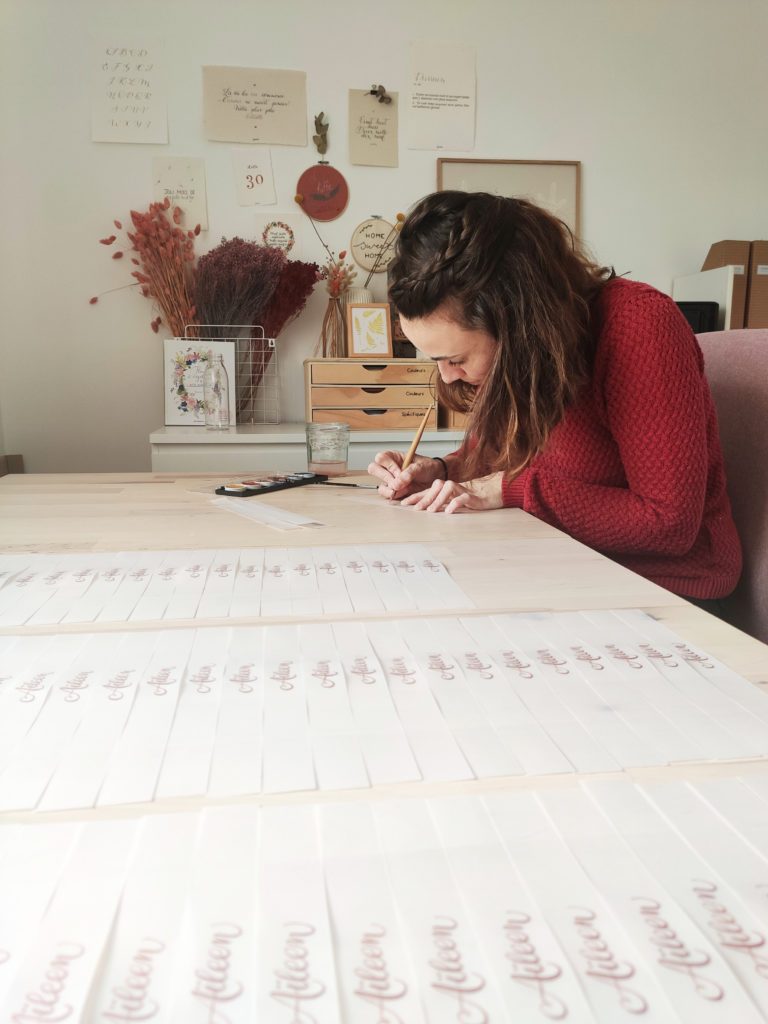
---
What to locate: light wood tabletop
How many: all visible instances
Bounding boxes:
[2,471,766,686]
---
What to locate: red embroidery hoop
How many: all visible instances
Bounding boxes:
[296,165,349,222]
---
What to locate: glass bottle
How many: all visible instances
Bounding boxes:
[203,353,230,430]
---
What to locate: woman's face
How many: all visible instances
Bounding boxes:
[398,307,497,386]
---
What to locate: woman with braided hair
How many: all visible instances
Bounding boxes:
[368,190,741,604]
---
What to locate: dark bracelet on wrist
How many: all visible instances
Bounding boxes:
[434,456,448,480]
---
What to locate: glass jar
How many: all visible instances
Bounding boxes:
[305,421,350,475]
[203,353,230,430]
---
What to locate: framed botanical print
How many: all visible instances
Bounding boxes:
[346,304,393,357]
[437,158,581,235]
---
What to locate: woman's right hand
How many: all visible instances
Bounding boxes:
[367,451,444,500]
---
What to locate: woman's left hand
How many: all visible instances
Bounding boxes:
[400,472,505,513]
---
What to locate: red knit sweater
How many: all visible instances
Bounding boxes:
[496,277,741,598]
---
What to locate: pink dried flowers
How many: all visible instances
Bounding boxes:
[91,197,200,337]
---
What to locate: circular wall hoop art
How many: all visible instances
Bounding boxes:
[350,218,397,272]
[295,165,349,221]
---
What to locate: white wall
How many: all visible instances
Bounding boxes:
[1,0,766,472]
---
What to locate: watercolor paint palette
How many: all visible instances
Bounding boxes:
[215,471,328,497]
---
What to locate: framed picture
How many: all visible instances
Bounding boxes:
[163,339,237,426]
[437,158,581,236]
[346,303,393,358]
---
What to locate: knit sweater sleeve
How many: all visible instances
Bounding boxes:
[500,283,711,557]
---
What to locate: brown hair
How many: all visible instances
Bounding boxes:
[387,191,614,477]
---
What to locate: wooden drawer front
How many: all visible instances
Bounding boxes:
[310,384,433,409]
[310,361,434,385]
[311,407,438,429]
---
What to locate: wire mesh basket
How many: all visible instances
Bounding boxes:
[185,325,279,424]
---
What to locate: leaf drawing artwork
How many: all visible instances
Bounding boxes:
[346,303,392,357]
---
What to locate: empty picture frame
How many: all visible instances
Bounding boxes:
[437,158,581,235]
[346,303,393,357]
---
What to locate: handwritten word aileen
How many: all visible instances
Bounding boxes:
[353,923,407,1022]
[11,941,84,1024]
[429,916,488,1023]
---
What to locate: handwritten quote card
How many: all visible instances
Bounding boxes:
[202,66,307,145]
[152,156,209,230]
[348,90,398,167]
[90,35,167,144]
[2,778,768,1021]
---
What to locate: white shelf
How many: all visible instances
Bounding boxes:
[149,423,465,472]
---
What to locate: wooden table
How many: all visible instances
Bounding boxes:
[3,473,768,1023]
[2,471,766,685]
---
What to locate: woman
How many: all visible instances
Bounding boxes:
[368,191,741,604]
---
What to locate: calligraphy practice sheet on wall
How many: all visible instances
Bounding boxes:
[2,775,768,1022]
[1,609,767,812]
[0,544,472,626]
[90,35,167,144]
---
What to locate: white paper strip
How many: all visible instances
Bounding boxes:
[428,794,595,1020]
[167,803,260,1023]
[206,626,264,797]
[372,797,509,1021]
[96,629,193,806]
[540,785,763,1021]
[256,804,342,1022]
[261,624,316,793]
[299,622,370,790]
[586,778,768,1015]
[0,822,82,1007]
[331,619,422,785]
[154,626,231,799]
[36,631,159,811]
[319,801,427,1022]
[484,789,681,1022]
[1,818,139,1023]
[89,813,201,1021]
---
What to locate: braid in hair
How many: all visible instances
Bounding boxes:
[388,191,614,479]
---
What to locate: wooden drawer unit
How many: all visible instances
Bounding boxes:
[305,358,438,429]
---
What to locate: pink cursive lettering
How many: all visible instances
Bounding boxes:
[429,916,487,1023]
[270,922,325,1023]
[693,880,768,977]
[571,907,647,1013]
[11,941,84,1024]
[271,662,296,691]
[634,897,722,999]
[104,669,134,701]
[190,923,244,1024]
[353,923,407,1023]
[102,937,164,1021]
[503,911,567,1019]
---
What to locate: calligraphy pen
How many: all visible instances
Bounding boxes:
[315,406,432,491]
[401,406,433,470]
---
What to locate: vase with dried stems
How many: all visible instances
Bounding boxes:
[294,193,359,358]
[90,198,200,336]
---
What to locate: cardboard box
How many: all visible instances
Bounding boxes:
[746,240,768,329]
[701,240,750,328]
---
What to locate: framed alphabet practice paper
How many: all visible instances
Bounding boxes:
[437,158,581,235]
